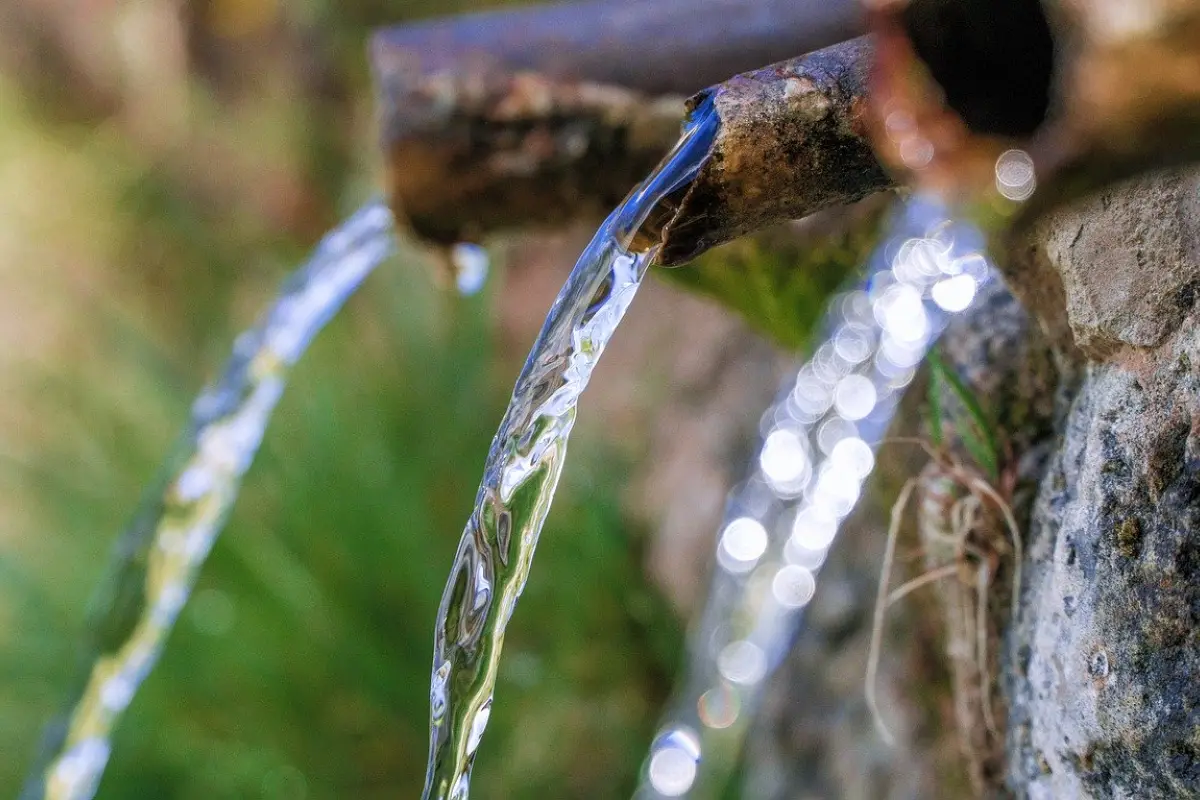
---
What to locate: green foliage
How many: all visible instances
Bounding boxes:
[926,351,1001,480]
[657,211,885,352]
[927,364,946,451]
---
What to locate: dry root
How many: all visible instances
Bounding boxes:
[866,442,1023,794]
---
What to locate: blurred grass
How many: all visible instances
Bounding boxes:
[0,1,681,796]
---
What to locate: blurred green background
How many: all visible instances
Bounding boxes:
[0,1,685,796]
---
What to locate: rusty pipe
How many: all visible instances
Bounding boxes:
[370,0,866,244]
[656,37,893,265]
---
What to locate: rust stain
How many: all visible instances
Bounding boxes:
[866,7,1013,203]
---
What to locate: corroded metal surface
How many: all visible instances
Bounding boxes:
[370,0,866,246]
[657,37,893,265]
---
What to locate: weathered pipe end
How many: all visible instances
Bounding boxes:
[656,37,894,267]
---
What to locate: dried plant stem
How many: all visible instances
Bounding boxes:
[866,478,918,746]
[885,563,959,606]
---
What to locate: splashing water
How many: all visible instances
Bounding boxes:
[423,101,718,800]
[21,201,395,800]
[637,197,993,798]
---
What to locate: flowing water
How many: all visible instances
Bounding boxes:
[21,201,396,800]
[636,197,993,798]
[423,100,718,800]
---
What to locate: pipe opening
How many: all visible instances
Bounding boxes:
[901,0,1055,138]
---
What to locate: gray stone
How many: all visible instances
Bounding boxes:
[989,166,1200,799]
[1040,169,1200,358]
[1005,322,1200,798]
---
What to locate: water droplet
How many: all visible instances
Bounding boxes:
[810,463,862,518]
[841,290,874,327]
[833,326,875,364]
[876,284,929,344]
[879,335,928,371]
[995,149,1037,201]
[900,136,934,169]
[697,684,740,730]
[772,565,817,609]
[812,341,852,384]
[759,429,811,496]
[830,437,875,480]
[885,110,915,140]
[717,640,768,685]
[834,374,877,421]
[783,537,828,570]
[932,274,978,312]
[817,417,857,456]
[893,238,948,281]
[717,518,769,573]
[954,253,992,280]
[791,506,838,550]
[648,728,701,796]
[791,375,833,418]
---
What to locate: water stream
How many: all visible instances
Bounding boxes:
[636,197,993,798]
[422,100,718,800]
[21,200,395,800]
[21,79,996,800]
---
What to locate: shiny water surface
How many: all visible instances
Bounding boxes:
[636,197,993,798]
[423,101,717,800]
[21,201,395,800]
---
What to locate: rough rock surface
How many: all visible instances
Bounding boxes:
[1039,169,1200,359]
[1003,167,1200,798]
[1006,323,1200,798]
